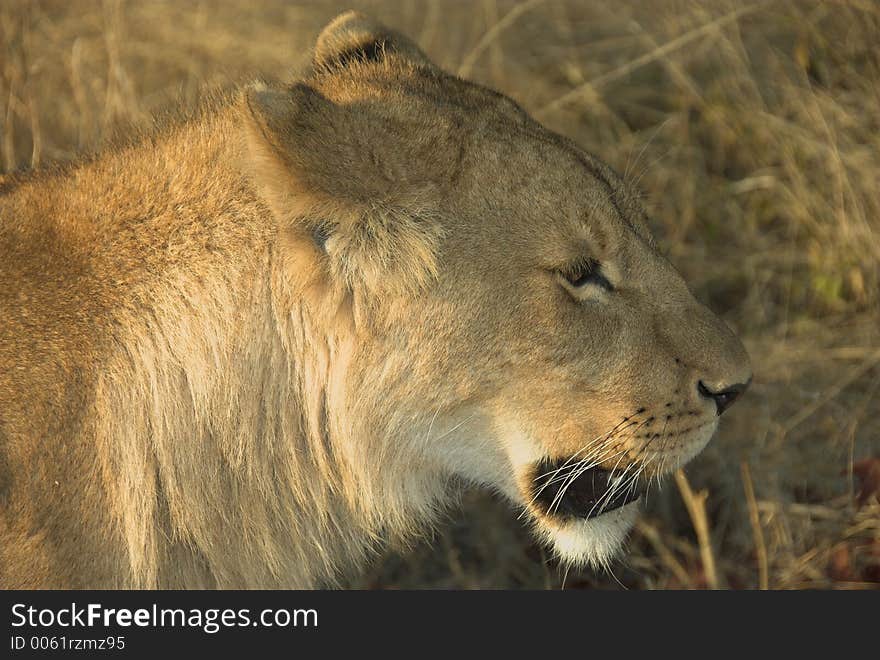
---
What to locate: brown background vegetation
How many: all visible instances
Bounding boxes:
[2,0,878,589]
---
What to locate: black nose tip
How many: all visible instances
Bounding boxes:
[698,380,749,415]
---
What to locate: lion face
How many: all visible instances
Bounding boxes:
[244,13,751,569]
[398,127,751,567]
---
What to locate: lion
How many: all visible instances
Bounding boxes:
[0,12,751,589]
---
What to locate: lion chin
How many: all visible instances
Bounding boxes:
[520,423,719,571]
[538,502,641,570]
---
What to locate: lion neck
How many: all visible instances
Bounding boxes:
[83,98,445,587]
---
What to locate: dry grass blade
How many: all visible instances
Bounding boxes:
[779,351,880,439]
[635,520,692,588]
[537,3,762,117]
[741,461,769,590]
[675,469,720,589]
[457,0,546,78]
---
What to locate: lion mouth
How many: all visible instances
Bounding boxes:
[530,460,645,520]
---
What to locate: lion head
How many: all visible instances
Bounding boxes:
[243,12,752,571]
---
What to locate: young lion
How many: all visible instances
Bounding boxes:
[0,13,751,588]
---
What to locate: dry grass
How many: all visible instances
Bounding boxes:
[2,0,878,589]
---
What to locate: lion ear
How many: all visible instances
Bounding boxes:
[241,82,446,297]
[241,82,424,220]
[242,82,365,220]
[313,11,435,72]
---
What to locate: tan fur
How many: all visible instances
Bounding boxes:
[0,13,750,588]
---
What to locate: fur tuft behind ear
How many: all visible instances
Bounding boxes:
[328,199,446,298]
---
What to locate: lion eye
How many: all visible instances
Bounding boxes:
[563,258,613,291]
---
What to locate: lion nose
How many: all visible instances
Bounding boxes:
[697,379,750,416]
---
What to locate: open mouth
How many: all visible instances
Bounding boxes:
[530,459,645,520]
